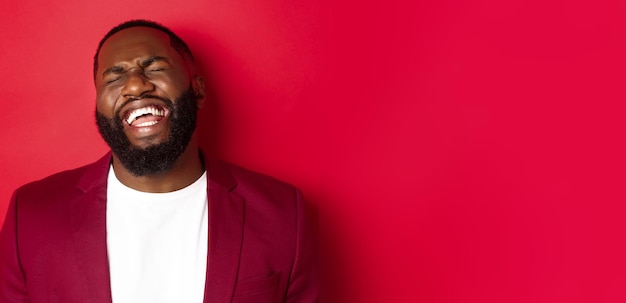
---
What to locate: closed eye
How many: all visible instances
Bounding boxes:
[142,56,170,72]
[102,65,125,84]
[106,77,121,84]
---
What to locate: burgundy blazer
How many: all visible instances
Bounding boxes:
[0,152,318,303]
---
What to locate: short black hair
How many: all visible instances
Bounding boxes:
[93,19,194,80]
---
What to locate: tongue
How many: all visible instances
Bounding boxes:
[132,115,163,127]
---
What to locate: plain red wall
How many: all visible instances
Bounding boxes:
[2,0,626,302]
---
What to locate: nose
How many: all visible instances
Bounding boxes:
[121,69,155,98]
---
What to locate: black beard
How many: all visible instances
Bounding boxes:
[95,87,198,177]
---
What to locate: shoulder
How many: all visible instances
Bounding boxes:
[214,160,297,192]
[208,159,297,192]
[13,154,110,204]
[18,165,86,195]
[207,158,304,210]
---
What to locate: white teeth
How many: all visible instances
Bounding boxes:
[135,120,159,127]
[126,106,165,125]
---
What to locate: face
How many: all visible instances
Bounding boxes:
[95,27,204,176]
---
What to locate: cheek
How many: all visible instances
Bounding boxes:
[95,92,119,117]
[95,83,126,115]
[154,72,191,97]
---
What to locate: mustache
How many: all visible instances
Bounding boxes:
[126,94,173,104]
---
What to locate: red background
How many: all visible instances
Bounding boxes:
[2,0,626,302]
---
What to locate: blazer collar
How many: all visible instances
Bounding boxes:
[77,152,112,193]
[204,157,245,302]
[76,151,239,192]
[72,151,245,303]
[71,152,113,302]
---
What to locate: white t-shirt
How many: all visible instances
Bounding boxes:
[106,167,208,303]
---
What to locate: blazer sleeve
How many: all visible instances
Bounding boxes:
[0,191,31,303]
[285,189,319,303]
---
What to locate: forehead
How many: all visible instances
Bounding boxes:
[98,27,179,68]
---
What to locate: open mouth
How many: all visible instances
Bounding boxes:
[124,105,167,127]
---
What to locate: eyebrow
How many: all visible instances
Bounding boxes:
[101,56,171,78]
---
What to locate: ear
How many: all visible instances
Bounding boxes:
[192,75,206,109]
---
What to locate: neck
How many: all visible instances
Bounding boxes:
[111,142,205,193]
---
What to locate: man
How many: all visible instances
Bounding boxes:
[0,20,318,303]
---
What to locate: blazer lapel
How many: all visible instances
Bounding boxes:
[204,158,244,303]
[71,153,113,303]
[67,152,243,302]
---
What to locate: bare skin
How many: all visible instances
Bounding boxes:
[95,27,205,193]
